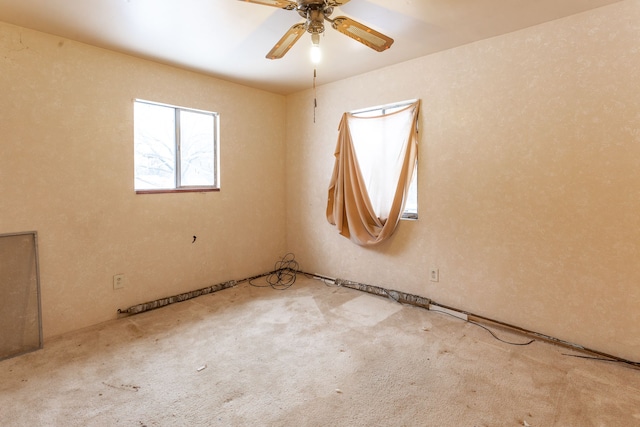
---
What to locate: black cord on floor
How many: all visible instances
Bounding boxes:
[468,319,535,346]
[249,253,299,290]
[428,307,535,346]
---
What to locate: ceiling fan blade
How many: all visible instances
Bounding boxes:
[238,0,297,10]
[331,16,394,52]
[266,23,306,60]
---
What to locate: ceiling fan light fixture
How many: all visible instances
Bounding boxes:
[310,32,321,64]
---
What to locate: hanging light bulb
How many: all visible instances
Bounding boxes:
[310,32,321,64]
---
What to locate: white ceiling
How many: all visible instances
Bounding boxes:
[0,0,624,94]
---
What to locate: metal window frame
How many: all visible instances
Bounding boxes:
[351,99,418,118]
[134,99,220,193]
[350,99,419,220]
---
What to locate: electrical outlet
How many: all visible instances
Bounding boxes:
[429,268,439,282]
[113,274,125,290]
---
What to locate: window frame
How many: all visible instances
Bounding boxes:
[350,99,419,220]
[134,99,220,194]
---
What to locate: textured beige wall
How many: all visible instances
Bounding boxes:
[286,1,640,361]
[0,22,287,338]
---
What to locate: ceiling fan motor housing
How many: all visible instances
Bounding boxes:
[306,9,326,34]
[296,0,334,34]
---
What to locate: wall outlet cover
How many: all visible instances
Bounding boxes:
[113,274,125,290]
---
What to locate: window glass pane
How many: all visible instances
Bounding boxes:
[134,102,176,190]
[179,110,215,187]
[352,100,418,219]
[350,114,408,217]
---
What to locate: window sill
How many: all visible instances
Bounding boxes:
[135,188,220,195]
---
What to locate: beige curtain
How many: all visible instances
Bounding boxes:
[326,100,420,246]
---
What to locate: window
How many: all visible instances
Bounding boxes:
[351,100,418,219]
[134,100,219,193]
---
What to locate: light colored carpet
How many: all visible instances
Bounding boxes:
[1,276,639,426]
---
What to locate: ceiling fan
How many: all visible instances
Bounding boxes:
[239,0,394,60]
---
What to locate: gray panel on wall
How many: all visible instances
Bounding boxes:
[0,232,42,360]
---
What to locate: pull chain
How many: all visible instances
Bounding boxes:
[313,68,317,123]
